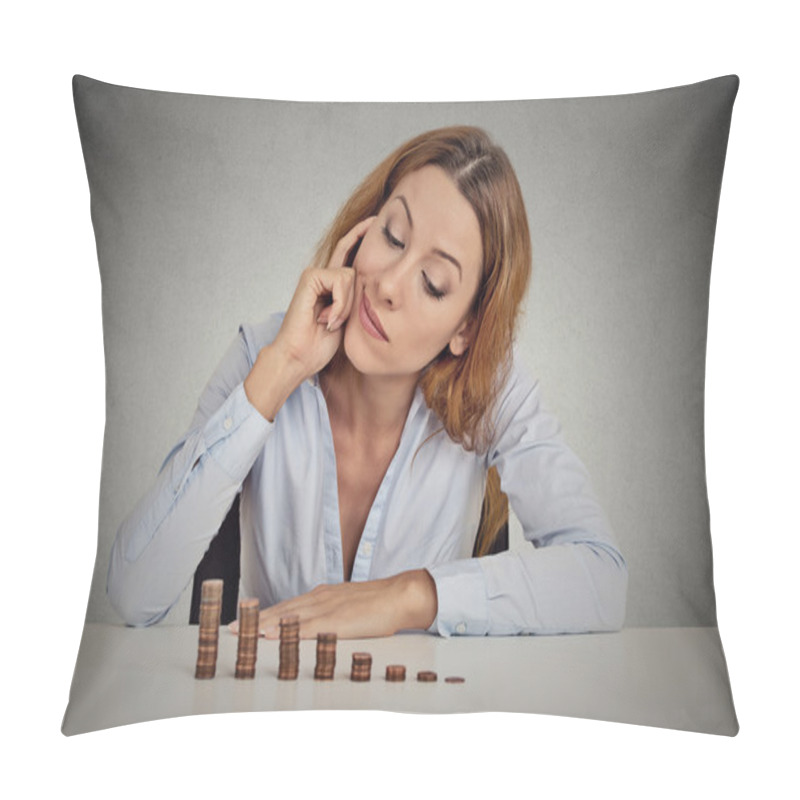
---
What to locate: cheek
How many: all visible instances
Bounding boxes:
[352,232,381,272]
[408,315,457,355]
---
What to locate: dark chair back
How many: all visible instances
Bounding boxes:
[189,495,241,625]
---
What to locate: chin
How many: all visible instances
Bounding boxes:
[342,321,424,379]
[342,320,383,375]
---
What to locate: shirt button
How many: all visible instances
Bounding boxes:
[363,542,373,556]
[455,622,467,634]
[223,417,233,431]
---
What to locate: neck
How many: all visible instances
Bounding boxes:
[321,352,419,439]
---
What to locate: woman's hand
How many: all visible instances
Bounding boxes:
[244,216,376,420]
[274,216,376,373]
[228,569,438,640]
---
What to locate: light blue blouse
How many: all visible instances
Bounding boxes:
[108,314,627,635]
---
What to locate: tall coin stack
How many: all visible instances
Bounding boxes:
[234,598,260,679]
[278,614,300,680]
[313,632,337,680]
[350,652,372,682]
[194,579,223,679]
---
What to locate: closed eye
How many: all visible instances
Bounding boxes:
[423,271,445,301]
[382,224,404,249]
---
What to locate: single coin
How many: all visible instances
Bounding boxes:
[444,676,465,683]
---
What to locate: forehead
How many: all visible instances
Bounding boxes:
[386,165,482,266]
[389,164,464,210]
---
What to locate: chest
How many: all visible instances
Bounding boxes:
[332,428,400,581]
[245,383,484,594]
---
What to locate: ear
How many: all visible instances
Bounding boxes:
[448,317,474,357]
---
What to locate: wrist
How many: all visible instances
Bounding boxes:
[393,569,438,632]
[244,343,308,422]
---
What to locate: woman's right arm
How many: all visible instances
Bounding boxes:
[108,219,375,626]
[107,322,278,626]
[107,302,342,626]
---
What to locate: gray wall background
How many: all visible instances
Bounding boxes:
[74,75,737,628]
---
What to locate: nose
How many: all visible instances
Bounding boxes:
[373,254,409,309]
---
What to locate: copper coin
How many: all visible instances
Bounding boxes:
[385,665,406,682]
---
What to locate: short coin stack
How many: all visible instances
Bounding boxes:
[350,652,372,682]
[234,598,260,679]
[313,632,337,680]
[385,664,406,682]
[278,615,300,680]
[194,579,223,680]
[416,670,437,682]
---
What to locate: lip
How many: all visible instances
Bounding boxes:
[359,290,389,342]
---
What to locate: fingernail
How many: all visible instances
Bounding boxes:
[326,315,339,332]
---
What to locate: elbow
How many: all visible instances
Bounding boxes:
[107,577,169,628]
[107,588,168,628]
[594,549,628,632]
[106,547,170,627]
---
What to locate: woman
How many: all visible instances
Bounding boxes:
[108,126,627,637]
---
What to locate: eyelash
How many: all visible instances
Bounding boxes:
[423,272,445,301]
[382,224,404,249]
[382,224,446,301]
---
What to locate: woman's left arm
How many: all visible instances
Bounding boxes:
[428,361,628,636]
[233,363,625,640]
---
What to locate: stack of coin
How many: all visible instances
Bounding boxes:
[313,632,337,680]
[234,598,260,679]
[416,670,437,682]
[194,579,223,680]
[278,614,300,680]
[385,664,406,682]
[350,652,372,682]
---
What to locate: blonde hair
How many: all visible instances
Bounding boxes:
[315,127,532,555]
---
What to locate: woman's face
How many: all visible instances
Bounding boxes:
[344,164,483,380]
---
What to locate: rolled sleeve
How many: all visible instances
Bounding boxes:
[203,383,273,482]
[427,558,490,637]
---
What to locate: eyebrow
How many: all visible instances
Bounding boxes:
[395,195,463,280]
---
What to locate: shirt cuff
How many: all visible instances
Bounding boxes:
[202,382,273,482]
[426,558,490,637]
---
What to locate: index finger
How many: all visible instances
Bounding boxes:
[330,216,377,268]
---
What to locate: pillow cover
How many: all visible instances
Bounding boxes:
[63,74,739,735]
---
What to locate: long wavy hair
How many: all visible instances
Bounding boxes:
[313,126,532,555]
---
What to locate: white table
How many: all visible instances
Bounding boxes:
[62,624,737,735]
